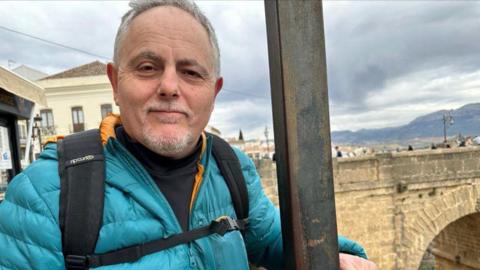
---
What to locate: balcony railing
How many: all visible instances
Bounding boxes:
[40,126,57,136]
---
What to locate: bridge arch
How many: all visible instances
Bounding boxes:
[429,212,480,269]
[403,183,480,269]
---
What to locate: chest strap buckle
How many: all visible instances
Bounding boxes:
[210,216,247,236]
[65,255,90,269]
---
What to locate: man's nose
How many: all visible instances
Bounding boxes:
[157,68,180,98]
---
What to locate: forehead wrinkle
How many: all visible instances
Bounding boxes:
[129,15,214,64]
[135,29,212,58]
[126,30,212,60]
[135,27,198,42]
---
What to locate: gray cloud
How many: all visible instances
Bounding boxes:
[0,1,128,72]
[1,1,479,137]
[199,2,271,103]
[324,1,480,119]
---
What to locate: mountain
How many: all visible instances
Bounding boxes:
[331,103,480,145]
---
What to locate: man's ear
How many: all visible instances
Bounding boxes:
[107,63,119,106]
[214,77,223,97]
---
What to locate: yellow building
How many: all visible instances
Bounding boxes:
[36,61,119,138]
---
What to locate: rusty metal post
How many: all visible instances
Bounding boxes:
[264,1,339,269]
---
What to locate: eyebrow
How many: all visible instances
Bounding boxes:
[177,59,210,77]
[128,51,163,67]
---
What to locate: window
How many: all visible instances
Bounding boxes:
[18,122,27,140]
[39,109,56,135]
[101,104,113,119]
[40,109,54,128]
[71,106,85,133]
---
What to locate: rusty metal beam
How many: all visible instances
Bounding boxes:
[264,1,339,269]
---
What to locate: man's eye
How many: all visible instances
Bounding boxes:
[138,64,156,72]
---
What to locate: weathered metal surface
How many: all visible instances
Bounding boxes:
[264,1,339,269]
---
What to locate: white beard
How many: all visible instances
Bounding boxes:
[136,99,198,156]
[140,123,195,156]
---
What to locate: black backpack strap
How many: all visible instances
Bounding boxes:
[209,133,249,221]
[58,129,105,270]
[85,216,247,268]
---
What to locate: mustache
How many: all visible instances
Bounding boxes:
[145,102,192,117]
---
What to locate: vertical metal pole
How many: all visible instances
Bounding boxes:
[24,104,36,164]
[264,1,339,269]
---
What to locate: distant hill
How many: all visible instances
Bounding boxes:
[331,103,480,145]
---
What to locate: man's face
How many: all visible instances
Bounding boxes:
[107,6,222,159]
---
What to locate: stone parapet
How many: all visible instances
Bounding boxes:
[253,146,480,269]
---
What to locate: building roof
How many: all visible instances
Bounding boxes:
[12,65,48,81]
[41,61,107,80]
[0,66,47,106]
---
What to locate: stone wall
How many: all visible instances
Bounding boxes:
[254,146,480,269]
[432,213,480,269]
[253,159,279,207]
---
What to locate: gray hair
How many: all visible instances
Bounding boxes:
[113,0,221,76]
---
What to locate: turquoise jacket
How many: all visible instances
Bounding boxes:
[0,134,366,270]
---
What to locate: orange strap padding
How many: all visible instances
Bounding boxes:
[99,113,122,145]
[189,132,207,211]
[44,135,65,145]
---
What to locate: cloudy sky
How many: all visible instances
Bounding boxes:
[1,1,479,140]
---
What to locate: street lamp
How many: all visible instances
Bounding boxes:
[33,114,43,151]
[442,111,454,144]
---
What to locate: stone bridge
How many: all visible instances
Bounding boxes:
[255,146,480,270]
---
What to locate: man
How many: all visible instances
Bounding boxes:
[335,146,343,158]
[0,1,376,269]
